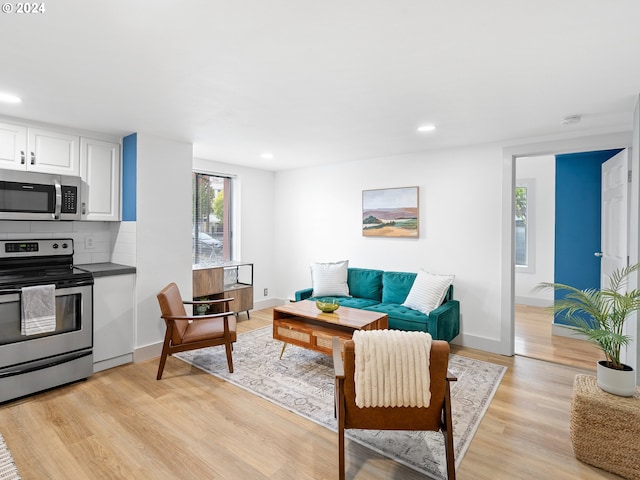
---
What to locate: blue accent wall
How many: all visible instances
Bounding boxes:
[554,149,622,324]
[122,133,137,221]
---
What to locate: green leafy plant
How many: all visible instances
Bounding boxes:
[536,263,640,370]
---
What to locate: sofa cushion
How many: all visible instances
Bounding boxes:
[347,268,384,301]
[307,296,380,309]
[311,260,350,297]
[363,302,428,331]
[381,271,417,304]
[402,269,455,315]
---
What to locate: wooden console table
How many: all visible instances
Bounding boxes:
[193,262,253,318]
[273,300,388,357]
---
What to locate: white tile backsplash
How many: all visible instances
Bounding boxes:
[111,222,137,267]
[0,220,125,265]
[0,221,33,237]
[30,221,74,233]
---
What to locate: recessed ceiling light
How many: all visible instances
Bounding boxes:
[417,125,436,133]
[261,153,274,160]
[0,92,22,104]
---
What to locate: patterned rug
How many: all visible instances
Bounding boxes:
[176,326,506,480]
[0,434,20,480]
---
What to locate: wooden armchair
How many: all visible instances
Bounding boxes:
[333,336,457,480]
[156,282,236,380]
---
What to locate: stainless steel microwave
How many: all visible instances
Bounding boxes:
[0,170,82,221]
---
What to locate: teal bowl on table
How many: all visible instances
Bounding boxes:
[316,298,340,313]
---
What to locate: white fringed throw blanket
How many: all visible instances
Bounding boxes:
[353,329,432,408]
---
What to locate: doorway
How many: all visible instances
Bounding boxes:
[513,149,623,370]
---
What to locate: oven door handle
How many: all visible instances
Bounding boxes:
[0,350,92,379]
[0,290,21,304]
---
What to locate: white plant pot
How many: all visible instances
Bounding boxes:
[596,361,637,397]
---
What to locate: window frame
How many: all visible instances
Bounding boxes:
[192,170,235,266]
[515,178,536,273]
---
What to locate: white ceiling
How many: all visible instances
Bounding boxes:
[1,1,639,171]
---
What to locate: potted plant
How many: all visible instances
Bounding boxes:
[536,263,640,396]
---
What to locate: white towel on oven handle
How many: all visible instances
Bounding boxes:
[21,284,56,335]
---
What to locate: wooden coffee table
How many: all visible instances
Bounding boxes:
[273,300,388,357]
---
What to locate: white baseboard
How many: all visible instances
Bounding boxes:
[451,333,503,355]
[515,296,553,307]
[94,353,133,373]
[254,298,286,310]
[551,323,588,341]
[134,342,163,363]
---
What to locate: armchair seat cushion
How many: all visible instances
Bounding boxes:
[182,316,237,344]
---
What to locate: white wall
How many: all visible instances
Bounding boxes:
[134,134,193,352]
[514,155,555,306]
[193,158,277,310]
[274,143,504,352]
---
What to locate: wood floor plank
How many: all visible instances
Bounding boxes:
[515,304,601,370]
[0,308,623,479]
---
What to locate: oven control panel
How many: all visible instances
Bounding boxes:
[5,242,39,253]
[0,239,74,258]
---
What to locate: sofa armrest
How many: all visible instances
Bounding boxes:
[428,299,460,342]
[295,288,313,302]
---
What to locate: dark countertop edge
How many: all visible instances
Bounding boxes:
[76,263,137,278]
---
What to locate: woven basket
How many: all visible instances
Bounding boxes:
[570,374,640,480]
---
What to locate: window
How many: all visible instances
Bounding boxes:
[515,178,535,272]
[192,172,232,265]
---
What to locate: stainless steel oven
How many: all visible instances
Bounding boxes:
[0,239,93,403]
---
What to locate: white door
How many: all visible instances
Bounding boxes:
[600,149,629,289]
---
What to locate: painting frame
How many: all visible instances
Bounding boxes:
[362,186,419,238]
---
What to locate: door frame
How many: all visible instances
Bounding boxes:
[501,132,633,357]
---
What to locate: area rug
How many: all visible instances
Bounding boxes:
[176,327,506,479]
[0,434,21,480]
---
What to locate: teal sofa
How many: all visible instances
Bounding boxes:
[294,267,460,342]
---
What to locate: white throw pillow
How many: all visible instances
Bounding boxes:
[311,260,350,297]
[402,269,454,314]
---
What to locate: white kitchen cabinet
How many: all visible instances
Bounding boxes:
[80,137,121,221]
[0,122,27,169]
[28,128,80,175]
[0,122,80,175]
[93,274,135,373]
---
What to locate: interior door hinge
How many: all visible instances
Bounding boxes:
[629,170,632,183]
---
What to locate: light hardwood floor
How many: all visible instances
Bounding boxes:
[515,304,601,371]
[0,308,620,480]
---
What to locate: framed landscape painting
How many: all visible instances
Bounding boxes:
[362,186,419,237]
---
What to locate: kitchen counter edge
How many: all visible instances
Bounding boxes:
[76,263,137,278]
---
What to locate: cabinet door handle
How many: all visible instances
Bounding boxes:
[20,151,25,164]
[30,152,36,165]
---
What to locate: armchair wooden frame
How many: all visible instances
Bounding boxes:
[332,336,457,480]
[156,282,236,380]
